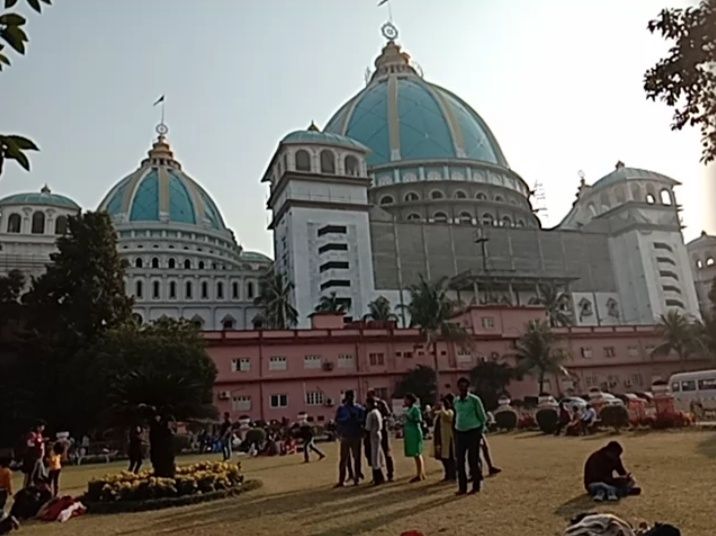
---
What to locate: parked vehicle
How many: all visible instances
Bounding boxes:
[669,370,716,418]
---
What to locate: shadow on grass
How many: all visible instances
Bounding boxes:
[553,494,595,519]
[696,433,716,458]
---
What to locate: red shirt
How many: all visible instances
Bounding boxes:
[26,431,45,459]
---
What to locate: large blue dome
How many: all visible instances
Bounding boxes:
[324,41,509,169]
[98,135,226,230]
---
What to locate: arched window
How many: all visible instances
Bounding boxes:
[379,195,394,205]
[201,281,209,299]
[494,195,504,203]
[660,189,672,205]
[406,213,421,221]
[454,190,467,199]
[54,216,68,235]
[344,155,359,176]
[132,313,143,326]
[185,281,193,299]
[135,280,143,298]
[646,193,656,204]
[31,211,45,234]
[247,281,255,299]
[404,192,420,202]
[482,213,494,226]
[320,150,335,173]
[502,216,512,227]
[151,257,159,269]
[232,281,239,299]
[587,203,597,216]
[475,192,487,200]
[707,257,715,267]
[135,258,143,269]
[217,281,224,299]
[430,190,444,200]
[295,150,311,172]
[696,259,704,269]
[184,259,191,269]
[432,212,448,223]
[458,212,472,224]
[191,315,204,328]
[152,281,160,299]
[168,258,176,269]
[222,316,235,330]
[6,213,21,233]
[517,219,525,227]
[198,261,205,270]
[169,281,177,299]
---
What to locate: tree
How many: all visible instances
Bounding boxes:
[0,0,52,175]
[469,358,516,411]
[394,365,437,407]
[0,269,24,330]
[653,309,705,367]
[515,320,567,395]
[404,275,469,390]
[315,291,346,314]
[23,211,134,345]
[536,284,572,327]
[644,0,716,163]
[364,296,398,323]
[254,269,298,329]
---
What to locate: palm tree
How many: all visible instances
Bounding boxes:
[515,320,568,394]
[536,284,572,327]
[364,296,398,323]
[653,309,705,368]
[254,270,298,329]
[405,275,469,390]
[314,292,346,314]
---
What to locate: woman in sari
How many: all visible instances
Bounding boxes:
[433,395,456,481]
[403,393,425,482]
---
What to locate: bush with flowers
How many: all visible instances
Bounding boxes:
[84,461,259,513]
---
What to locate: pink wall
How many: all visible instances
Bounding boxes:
[206,306,709,421]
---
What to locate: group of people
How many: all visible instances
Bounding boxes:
[555,402,599,436]
[333,378,502,495]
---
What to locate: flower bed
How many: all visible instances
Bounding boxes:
[84,461,260,514]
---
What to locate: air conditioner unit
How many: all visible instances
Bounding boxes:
[218,391,231,400]
[322,362,334,371]
[324,398,335,407]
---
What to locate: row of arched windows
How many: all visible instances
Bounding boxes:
[134,257,233,271]
[294,149,360,176]
[132,313,236,330]
[5,212,68,235]
[586,188,673,216]
[695,256,715,269]
[132,279,255,301]
[380,190,515,205]
[405,211,525,227]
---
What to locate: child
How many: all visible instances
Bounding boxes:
[0,457,12,512]
[47,443,64,497]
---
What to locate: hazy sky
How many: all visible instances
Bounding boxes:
[0,0,708,256]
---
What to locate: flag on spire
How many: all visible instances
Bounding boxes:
[153,94,165,106]
[378,0,389,5]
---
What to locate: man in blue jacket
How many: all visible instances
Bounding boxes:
[334,390,365,487]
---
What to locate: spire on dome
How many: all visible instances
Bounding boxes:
[371,38,417,81]
[141,123,181,170]
[40,184,51,194]
[308,121,320,132]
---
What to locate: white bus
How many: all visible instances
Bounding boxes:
[669,370,716,418]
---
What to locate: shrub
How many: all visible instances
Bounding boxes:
[85,461,244,504]
[494,409,518,431]
[600,405,630,432]
[536,408,559,434]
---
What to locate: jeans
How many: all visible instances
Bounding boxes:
[303,438,325,462]
[222,439,232,461]
[128,457,143,474]
[440,458,456,481]
[587,482,630,498]
[455,428,483,493]
[338,437,362,484]
[380,429,394,480]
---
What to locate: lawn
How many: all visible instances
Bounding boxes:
[9,431,716,536]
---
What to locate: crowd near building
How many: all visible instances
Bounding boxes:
[0,27,712,416]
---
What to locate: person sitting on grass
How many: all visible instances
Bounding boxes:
[583,441,641,502]
[580,405,598,435]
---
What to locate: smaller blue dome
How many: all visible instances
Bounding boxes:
[281,127,369,152]
[591,165,679,190]
[0,186,79,210]
[98,137,227,230]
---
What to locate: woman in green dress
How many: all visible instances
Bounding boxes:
[402,393,425,482]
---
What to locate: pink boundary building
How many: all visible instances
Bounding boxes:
[205,306,708,422]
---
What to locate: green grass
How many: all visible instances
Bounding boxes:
[8,431,716,535]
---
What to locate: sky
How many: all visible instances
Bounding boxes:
[0,0,710,256]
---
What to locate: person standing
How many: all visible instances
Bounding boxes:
[46,442,64,497]
[433,395,456,481]
[299,418,325,463]
[334,390,365,487]
[128,425,144,473]
[453,377,487,495]
[220,412,233,461]
[402,393,425,483]
[364,399,386,485]
[0,457,13,513]
[22,422,46,488]
[366,389,395,481]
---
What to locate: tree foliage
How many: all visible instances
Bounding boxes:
[653,309,705,366]
[254,269,298,329]
[515,320,567,394]
[364,296,398,323]
[0,0,51,175]
[314,291,347,314]
[536,284,572,327]
[469,358,516,411]
[394,365,437,407]
[644,0,716,163]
